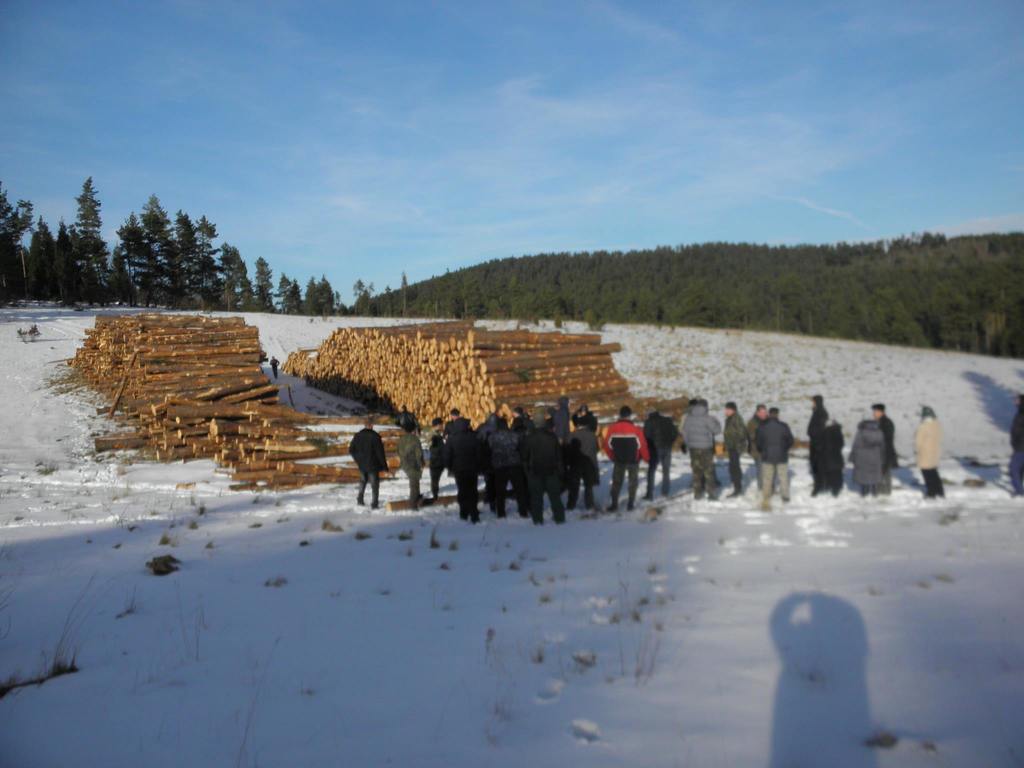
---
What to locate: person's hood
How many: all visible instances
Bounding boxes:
[533,412,549,429]
[921,405,936,420]
[557,396,569,410]
[689,403,708,417]
[859,419,880,431]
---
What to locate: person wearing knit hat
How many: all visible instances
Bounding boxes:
[1010,394,1024,497]
[915,406,944,498]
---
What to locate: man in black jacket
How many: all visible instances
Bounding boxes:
[443,417,481,523]
[756,407,794,511]
[522,415,566,524]
[488,418,530,518]
[643,409,678,499]
[349,417,388,509]
[872,403,898,495]
[807,395,829,496]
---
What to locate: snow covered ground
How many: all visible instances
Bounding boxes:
[1,305,1022,767]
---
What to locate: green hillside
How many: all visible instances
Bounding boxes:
[367,233,1024,357]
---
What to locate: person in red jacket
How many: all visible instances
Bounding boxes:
[602,405,650,511]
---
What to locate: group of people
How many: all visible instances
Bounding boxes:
[342,389,1020,522]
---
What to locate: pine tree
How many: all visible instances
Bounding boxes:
[26,218,56,299]
[195,216,221,307]
[302,277,319,315]
[219,243,253,310]
[285,279,302,314]
[174,211,200,305]
[74,178,108,304]
[54,221,77,304]
[116,213,146,306]
[108,244,133,304]
[140,196,175,305]
[0,183,34,300]
[253,257,274,312]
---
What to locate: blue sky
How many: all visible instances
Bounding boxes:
[2,1,1022,299]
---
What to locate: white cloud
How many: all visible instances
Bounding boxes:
[778,196,868,229]
[935,213,1024,236]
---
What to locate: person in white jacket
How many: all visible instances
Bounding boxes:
[914,406,944,498]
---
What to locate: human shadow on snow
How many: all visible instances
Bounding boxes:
[769,592,878,768]
[963,371,1018,433]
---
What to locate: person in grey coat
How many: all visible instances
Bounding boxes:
[552,396,571,444]
[851,418,885,496]
[682,399,722,500]
[565,418,600,510]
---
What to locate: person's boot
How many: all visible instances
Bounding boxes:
[760,498,771,512]
[607,495,619,512]
[728,485,742,498]
[357,497,365,507]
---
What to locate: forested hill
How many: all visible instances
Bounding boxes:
[369,233,1024,357]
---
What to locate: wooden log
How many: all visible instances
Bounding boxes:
[385,494,458,512]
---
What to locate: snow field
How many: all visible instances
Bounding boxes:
[0,305,1022,767]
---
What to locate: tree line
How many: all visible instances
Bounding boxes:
[0,178,341,316]
[367,234,1024,357]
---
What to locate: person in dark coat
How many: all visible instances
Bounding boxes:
[573,405,598,431]
[522,415,566,524]
[269,356,280,380]
[821,419,845,496]
[807,395,829,496]
[444,408,471,437]
[349,418,388,509]
[643,409,679,500]
[476,412,500,512]
[851,418,885,497]
[552,396,571,444]
[1011,394,1024,497]
[395,405,419,434]
[443,417,481,523]
[756,408,794,511]
[566,416,600,511]
[426,417,446,500]
[872,404,897,495]
[487,418,530,518]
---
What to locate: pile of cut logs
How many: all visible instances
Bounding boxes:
[284,322,685,426]
[71,314,398,491]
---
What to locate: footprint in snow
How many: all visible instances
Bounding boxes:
[536,679,564,704]
[570,719,601,743]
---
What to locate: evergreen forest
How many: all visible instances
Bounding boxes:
[368,235,1024,357]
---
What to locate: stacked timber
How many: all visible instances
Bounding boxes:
[284,322,656,427]
[71,314,397,491]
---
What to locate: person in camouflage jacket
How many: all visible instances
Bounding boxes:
[397,421,425,510]
[747,404,768,490]
[723,402,749,497]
